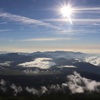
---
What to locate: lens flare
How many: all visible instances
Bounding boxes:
[60,5,73,24]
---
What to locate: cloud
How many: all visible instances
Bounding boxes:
[11,84,23,96]
[43,18,100,23]
[84,56,100,66]
[0,79,7,93]
[26,87,38,95]
[67,72,84,93]
[23,69,40,75]
[0,29,12,32]
[26,85,61,95]
[21,37,74,42]
[0,79,23,95]
[0,71,100,96]
[0,61,12,67]
[58,65,77,68]
[49,84,61,92]
[0,12,58,29]
[41,86,48,94]
[75,7,100,11]
[25,71,100,95]
[0,79,6,86]
[26,86,48,95]
[18,58,56,69]
[67,72,100,93]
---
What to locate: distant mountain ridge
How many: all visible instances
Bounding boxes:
[29,51,87,59]
[0,51,100,76]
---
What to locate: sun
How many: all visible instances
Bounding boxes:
[60,5,73,24]
[60,5,72,17]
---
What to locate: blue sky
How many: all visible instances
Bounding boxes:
[0,0,100,53]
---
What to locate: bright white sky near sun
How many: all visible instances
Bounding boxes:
[0,0,100,53]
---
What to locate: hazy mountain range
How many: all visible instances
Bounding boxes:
[0,51,100,76]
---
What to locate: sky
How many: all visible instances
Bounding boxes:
[0,0,100,53]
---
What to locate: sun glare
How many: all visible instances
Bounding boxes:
[60,5,73,24]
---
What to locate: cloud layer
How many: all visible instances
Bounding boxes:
[0,72,100,96]
[18,58,56,69]
[21,37,71,42]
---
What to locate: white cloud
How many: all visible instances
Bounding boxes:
[0,79,6,86]
[58,65,77,68]
[49,84,61,92]
[83,78,100,92]
[75,7,100,11]
[67,72,84,93]
[18,58,56,69]
[41,86,48,94]
[0,79,7,92]
[11,84,23,96]
[67,72,100,93]
[23,69,40,75]
[84,56,100,66]
[0,29,12,32]
[0,61,12,67]
[21,37,74,42]
[43,18,100,23]
[26,87,38,95]
[0,12,58,29]
[1,72,100,96]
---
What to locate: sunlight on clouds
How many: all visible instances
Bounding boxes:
[18,58,56,69]
[43,18,100,22]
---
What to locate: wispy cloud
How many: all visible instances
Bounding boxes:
[75,7,100,11]
[72,7,100,14]
[40,7,100,23]
[0,29,12,32]
[21,37,75,42]
[55,30,100,35]
[0,12,58,29]
[42,18,100,22]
